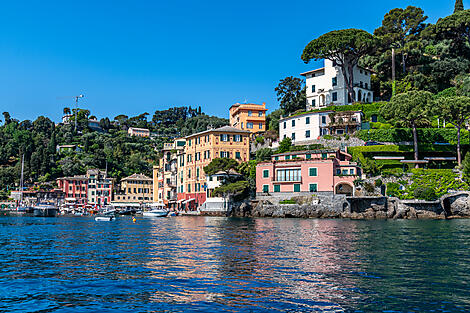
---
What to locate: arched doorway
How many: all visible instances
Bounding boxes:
[320,94,326,106]
[335,182,354,196]
[358,90,363,103]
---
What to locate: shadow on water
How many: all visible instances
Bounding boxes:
[0,216,469,312]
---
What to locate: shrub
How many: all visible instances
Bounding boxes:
[279,199,297,204]
[386,182,401,197]
[363,182,375,193]
[374,179,383,188]
[413,187,438,201]
[256,136,265,144]
[356,128,468,144]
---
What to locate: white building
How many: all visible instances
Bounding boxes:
[279,111,363,145]
[301,59,373,110]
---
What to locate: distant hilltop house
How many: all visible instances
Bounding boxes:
[229,102,268,133]
[56,144,83,154]
[128,127,150,137]
[301,59,373,110]
[279,110,363,145]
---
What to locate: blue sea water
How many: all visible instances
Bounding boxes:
[0,216,469,312]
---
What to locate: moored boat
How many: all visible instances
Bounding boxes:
[143,203,169,217]
[33,204,58,217]
[95,215,115,221]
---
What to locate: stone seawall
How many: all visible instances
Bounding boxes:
[227,192,470,219]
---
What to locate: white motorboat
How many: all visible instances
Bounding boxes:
[95,215,115,221]
[143,203,169,217]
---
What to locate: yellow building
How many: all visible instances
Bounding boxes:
[113,173,153,204]
[229,102,268,133]
[153,138,186,209]
[179,126,251,208]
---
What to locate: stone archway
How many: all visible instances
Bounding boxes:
[320,94,326,106]
[335,182,354,196]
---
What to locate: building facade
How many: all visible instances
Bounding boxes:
[229,103,268,133]
[56,175,88,206]
[301,59,373,110]
[279,111,362,145]
[256,150,359,196]
[128,127,150,137]
[178,126,250,208]
[154,138,186,209]
[86,169,113,206]
[114,173,153,204]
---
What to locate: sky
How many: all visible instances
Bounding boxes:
[0,0,462,123]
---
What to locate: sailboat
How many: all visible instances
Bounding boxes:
[14,155,32,214]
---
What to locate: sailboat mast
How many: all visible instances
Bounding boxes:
[20,155,24,203]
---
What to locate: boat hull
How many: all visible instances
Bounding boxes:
[142,211,169,217]
[33,207,58,217]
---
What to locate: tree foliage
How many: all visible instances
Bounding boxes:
[203,158,239,176]
[302,29,375,103]
[274,77,305,114]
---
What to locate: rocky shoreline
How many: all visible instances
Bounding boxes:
[228,192,470,219]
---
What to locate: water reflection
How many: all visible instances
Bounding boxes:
[0,216,470,312]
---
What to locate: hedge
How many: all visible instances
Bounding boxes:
[356,128,469,144]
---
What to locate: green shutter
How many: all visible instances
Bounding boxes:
[263,169,269,178]
[309,168,317,176]
[294,184,300,192]
[285,155,290,160]
[274,185,280,192]
[306,154,311,159]
[309,184,317,192]
[263,185,269,193]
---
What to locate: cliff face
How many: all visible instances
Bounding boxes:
[228,193,470,219]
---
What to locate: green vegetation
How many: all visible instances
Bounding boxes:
[279,199,297,204]
[356,128,470,144]
[274,77,305,115]
[385,169,468,200]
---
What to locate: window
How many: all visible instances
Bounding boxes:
[248,110,252,116]
[306,154,311,159]
[285,155,290,160]
[196,167,200,178]
[360,81,363,88]
[263,169,269,178]
[312,99,316,107]
[188,139,191,147]
[309,184,318,192]
[247,122,253,129]
[350,169,355,175]
[309,168,318,177]
[292,155,297,159]
[292,120,295,127]
[258,111,263,117]
[236,152,241,159]
[274,185,281,192]
[276,169,301,182]
[283,122,286,129]
[292,133,295,140]
[259,123,263,129]
[188,184,191,193]
[332,77,337,86]
[274,156,279,161]
[294,184,300,192]
[322,153,328,159]
[365,83,368,89]
[241,122,244,129]
[306,117,310,124]
[332,92,338,102]
[220,134,228,141]
[342,169,348,175]
[371,115,378,123]
[311,85,316,92]
[321,116,326,124]
[283,135,286,139]
[263,185,269,193]
[305,130,310,138]
[336,169,341,175]
[188,169,191,178]
[234,135,241,142]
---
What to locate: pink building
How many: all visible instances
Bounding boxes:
[256,150,360,196]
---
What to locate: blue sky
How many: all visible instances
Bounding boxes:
[0,0,460,122]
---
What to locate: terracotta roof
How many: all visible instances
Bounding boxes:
[185,125,250,138]
[121,173,152,181]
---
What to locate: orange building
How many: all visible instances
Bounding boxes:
[178,126,250,208]
[229,103,268,133]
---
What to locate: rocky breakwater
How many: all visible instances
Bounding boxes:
[236,192,470,219]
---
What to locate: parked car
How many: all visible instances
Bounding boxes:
[364,141,383,146]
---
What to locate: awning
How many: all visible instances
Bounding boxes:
[65,198,76,201]
[177,199,185,203]
[182,198,195,204]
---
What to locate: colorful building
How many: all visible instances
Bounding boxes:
[229,103,268,133]
[114,173,153,204]
[301,59,374,110]
[87,169,113,206]
[128,127,150,137]
[178,126,251,208]
[154,138,186,209]
[256,149,360,197]
[56,175,88,206]
[279,110,363,145]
